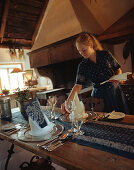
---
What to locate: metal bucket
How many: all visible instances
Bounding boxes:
[0,97,12,119]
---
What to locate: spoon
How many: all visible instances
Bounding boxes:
[46,133,73,151]
[38,132,69,148]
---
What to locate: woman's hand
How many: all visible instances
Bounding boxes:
[61,102,70,114]
[61,102,66,113]
[109,79,120,84]
[61,84,82,114]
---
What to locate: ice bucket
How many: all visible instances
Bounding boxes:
[0,97,12,119]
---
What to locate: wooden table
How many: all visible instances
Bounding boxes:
[0,113,134,170]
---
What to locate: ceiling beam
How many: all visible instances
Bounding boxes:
[1,38,32,49]
[3,38,32,44]
[98,27,134,41]
[32,0,49,46]
[98,7,134,42]
[0,0,10,43]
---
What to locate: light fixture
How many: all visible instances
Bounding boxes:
[25,70,33,81]
[10,68,25,74]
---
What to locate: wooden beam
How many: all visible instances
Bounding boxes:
[0,38,32,49]
[98,7,134,41]
[0,44,32,49]
[98,27,134,41]
[0,0,10,43]
[3,38,32,44]
[32,0,49,45]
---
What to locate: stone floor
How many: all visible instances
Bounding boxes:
[0,140,67,170]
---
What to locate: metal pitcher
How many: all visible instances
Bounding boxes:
[0,97,12,119]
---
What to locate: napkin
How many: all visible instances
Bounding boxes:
[72,92,86,119]
[25,98,54,136]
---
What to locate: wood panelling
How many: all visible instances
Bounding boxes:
[28,34,81,68]
[29,47,51,68]
[0,0,49,48]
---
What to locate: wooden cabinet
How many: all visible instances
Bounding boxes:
[121,84,134,114]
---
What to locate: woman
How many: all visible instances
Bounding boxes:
[61,32,128,114]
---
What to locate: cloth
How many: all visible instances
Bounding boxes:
[76,50,128,114]
[91,82,129,114]
[72,92,85,118]
[10,109,134,159]
[25,98,48,128]
[42,110,134,159]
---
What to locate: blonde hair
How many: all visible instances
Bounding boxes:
[76,33,103,51]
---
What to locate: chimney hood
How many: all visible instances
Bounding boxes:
[28,0,134,89]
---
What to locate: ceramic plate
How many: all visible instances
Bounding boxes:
[17,124,64,142]
[61,113,89,123]
[107,112,125,120]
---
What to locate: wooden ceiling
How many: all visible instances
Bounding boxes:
[0,0,49,49]
[97,7,134,44]
[0,0,133,50]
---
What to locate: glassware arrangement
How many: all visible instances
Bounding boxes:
[65,100,84,135]
[47,95,58,120]
[65,100,77,133]
[73,113,84,135]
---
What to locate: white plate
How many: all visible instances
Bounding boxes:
[107,112,125,120]
[17,124,64,142]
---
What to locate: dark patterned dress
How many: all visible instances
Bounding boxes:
[76,50,129,114]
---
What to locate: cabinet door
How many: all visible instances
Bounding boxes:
[121,85,134,114]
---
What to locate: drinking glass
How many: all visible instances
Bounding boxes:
[65,100,77,133]
[73,112,84,136]
[89,102,97,121]
[47,96,58,120]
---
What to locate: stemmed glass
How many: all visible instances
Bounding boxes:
[65,100,77,133]
[89,101,97,121]
[73,115,84,135]
[73,101,85,135]
[65,100,84,135]
[47,96,58,120]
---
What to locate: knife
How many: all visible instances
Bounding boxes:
[45,135,73,151]
[37,136,59,147]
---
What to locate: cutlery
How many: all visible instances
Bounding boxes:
[37,131,69,148]
[2,128,21,135]
[37,136,59,147]
[2,128,16,133]
[45,135,73,151]
[104,111,115,119]
[104,113,110,118]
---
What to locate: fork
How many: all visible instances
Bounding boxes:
[37,132,69,148]
[46,135,73,151]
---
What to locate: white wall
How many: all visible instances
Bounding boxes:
[0,48,52,88]
[0,48,31,70]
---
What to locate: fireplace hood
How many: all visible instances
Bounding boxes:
[28,0,134,89]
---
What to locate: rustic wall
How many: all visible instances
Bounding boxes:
[0,48,31,71]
